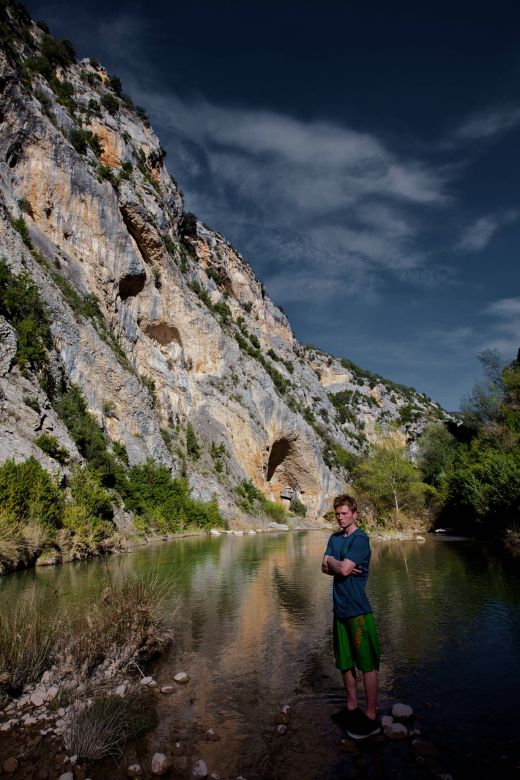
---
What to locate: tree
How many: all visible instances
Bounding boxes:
[354,437,430,522]
[417,423,457,487]
[461,349,506,425]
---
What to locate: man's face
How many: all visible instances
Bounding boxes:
[335,505,357,533]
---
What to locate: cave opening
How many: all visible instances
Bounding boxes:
[266,437,292,482]
[118,272,146,300]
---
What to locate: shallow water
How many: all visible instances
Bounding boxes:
[2,531,519,779]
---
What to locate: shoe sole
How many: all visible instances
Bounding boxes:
[346,725,381,740]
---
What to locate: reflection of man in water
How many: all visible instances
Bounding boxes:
[322,494,381,739]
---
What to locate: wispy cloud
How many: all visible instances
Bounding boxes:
[458,210,519,252]
[454,106,520,141]
[130,89,452,303]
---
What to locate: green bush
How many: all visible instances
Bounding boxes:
[186,423,201,460]
[0,457,63,529]
[54,385,121,487]
[119,460,224,532]
[0,258,52,371]
[261,499,288,522]
[289,497,307,517]
[101,92,119,115]
[34,434,69,464]
[40,34,75,68]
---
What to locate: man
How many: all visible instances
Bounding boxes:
[322,494,381,739]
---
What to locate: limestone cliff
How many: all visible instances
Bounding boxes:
[0,4,446,524]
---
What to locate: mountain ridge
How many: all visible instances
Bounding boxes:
[0,1,447,527]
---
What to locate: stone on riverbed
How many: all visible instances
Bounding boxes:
[140,676,153,686]
[3,758,18,774]
[381,715,394,727]
[127,764,142,777]
[384,722,408,740]
[151,753,172,775]
[392,702,413,719]
[206,728,220,741]
[174,672,190,685]
[191,759,208,778]
[160,685,174,694]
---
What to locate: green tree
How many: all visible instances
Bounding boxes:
[354,437,430,521]
[417,423,457,487]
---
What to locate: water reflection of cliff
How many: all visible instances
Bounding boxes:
[2,532,519,779]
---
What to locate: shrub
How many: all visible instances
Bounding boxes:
[210,441,226,473]
[34,433,69,464]
[0,259,53,372]
[101,92,120,115]
[119,460,224,532]
[40,34,75,68]
[0,457,63,528]
[186,422,201,460]
[290,497,307,517]
[261,499,288,522]
[49,75,75,110]
[54,385,121,487]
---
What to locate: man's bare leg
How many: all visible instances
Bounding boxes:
[362,670,378,720]
[341,668,358,711]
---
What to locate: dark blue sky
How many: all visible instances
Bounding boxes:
[26,0,520,409]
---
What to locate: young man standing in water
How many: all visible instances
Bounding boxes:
[322,494,381,739]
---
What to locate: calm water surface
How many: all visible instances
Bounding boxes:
[2,532,519,779]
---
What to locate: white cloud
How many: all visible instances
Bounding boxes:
[458,210,519,252]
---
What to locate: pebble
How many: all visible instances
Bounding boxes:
[151,753,172,775]
[206,728,220,741]
[391,702,413,719]
[174,672,190,685]
[160,685,174,694]
[381,715,394,727]
[140,676,153,686]
[41,671,52,684]
[209,774,221,780]
[148,680,157,688]
[384,722,408,740]
[127,764,142,777]
[191,760,208,779]
[58,774,74,780]
[276,724,287,735]
[46,686,59,701]
[172,742,185,756]
[115,684,128,698]
[3,757,18,774]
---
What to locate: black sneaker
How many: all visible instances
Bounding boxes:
[331,706,362,727]
[346,712,381,740]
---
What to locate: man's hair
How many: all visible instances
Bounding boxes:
[333,494,357,512]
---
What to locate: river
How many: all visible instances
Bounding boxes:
[2,531,519,779]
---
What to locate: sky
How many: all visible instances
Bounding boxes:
[24,0,520,410]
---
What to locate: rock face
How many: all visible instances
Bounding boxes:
[0,6,448,523]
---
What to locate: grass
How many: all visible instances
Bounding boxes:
[0,591,61,696]
[63,690,157,761]
[66,574,175,675]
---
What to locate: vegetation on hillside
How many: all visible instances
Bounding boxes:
[352,349,520,541]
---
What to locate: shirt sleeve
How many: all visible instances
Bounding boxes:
[324,534,334,556]
[344,534,369,564]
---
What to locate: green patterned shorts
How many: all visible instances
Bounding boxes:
[333,613,380,673]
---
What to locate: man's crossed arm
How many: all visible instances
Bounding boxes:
[321,555,361,576]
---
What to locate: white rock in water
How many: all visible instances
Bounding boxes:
[209,774,221,780]
[140,676,153,686]
[191,759,208,778]
[247,530,256,534]
[127,764,142,777]
[174,672,190,685]
[276,724,287,735]
[384,722,408,740]
[392,702,413,719]
[233,530,244,535]
[151,753,172,775]
[160,685,174,694]
[210,529,221,536]
[381,715,394,727]
[58,774,74,780]
[416,535,426,543]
